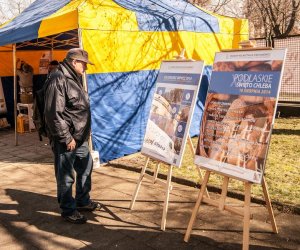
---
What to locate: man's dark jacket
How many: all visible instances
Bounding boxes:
[44,59,91,146]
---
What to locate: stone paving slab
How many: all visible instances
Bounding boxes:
[0,130,299,250]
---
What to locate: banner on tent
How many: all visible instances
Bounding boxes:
[194,49,287,183]
[141,60,204,167]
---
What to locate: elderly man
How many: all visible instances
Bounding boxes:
[44,48,100,224]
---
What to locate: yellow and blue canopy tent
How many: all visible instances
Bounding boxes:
[0,0,248,162]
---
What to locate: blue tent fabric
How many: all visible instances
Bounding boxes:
[88,66,211,162]
[0,0,70,46]
[115,0,220,32]
[189,65,211,137]
[88,70,158,162]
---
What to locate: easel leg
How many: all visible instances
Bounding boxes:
[153,162,160,183]
[262,176,278,233]
[129,157,150,210]
[243,182,251,250]
[187,136,210,198]
[187,136,196,155]
[184,171,211,242]
[161,165,173,231]
[219,176,229,210]
[195,167,210,198]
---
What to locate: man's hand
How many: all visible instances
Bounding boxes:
[67,138,76,151]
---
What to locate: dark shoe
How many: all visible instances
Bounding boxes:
[62,210,87,224]
[77,201,102,212]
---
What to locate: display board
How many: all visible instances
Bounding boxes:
[141,60,204,167]
[195,49,287,183]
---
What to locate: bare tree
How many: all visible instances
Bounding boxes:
[189,0,211,7]
[189,0,233,13]
[244,0,300,38]
[0,0,33,25]
[189,0,300,38]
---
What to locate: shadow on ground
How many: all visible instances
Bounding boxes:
[0,189,285,250]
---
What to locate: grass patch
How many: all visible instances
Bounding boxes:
[111,118,300,208]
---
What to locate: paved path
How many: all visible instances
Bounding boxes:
[0,130,299,249]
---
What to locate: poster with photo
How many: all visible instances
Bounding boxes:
[142,60,204,167]
[195,49,287,184]
[39,51,51,74]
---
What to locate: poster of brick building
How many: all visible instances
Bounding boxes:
[142,60,204,167]
[195,49,286,183]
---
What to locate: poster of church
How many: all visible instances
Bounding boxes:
[194,49,287,183]
[142,60,204,167]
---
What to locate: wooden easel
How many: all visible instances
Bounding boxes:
[184,170,278,250]
[130,50,209,230]
[184,44,280,250]
[129,135,209,231]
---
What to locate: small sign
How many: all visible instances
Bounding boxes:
[39,51,51,74]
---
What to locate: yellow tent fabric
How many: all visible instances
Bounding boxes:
[0,0,248,76]
[50,0,248,74]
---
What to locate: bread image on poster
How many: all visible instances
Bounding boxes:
[195,49,287,183]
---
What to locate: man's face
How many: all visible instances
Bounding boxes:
[72,60,87,75]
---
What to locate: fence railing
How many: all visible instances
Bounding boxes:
[252,36,300,104]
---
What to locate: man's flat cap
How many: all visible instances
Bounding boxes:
[66,48,94,65]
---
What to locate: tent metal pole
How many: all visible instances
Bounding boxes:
[78,28,93,153]
[78,28,88,92]
[13,44,18,146]
[51,37,54,61]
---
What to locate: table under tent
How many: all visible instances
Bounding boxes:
[0,0,248,162]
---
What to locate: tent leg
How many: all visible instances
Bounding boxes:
[13,44,18,146]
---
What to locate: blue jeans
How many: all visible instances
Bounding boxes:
[51,140,93,216]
